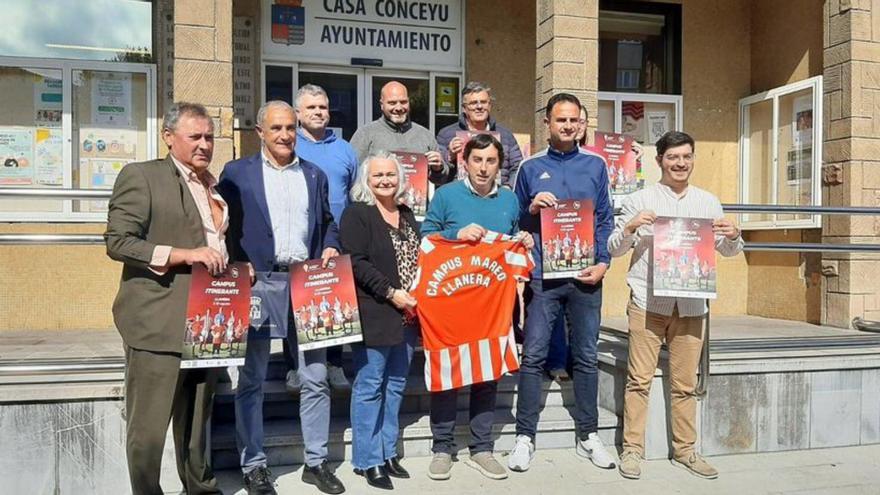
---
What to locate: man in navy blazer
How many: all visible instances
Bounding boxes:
[218,100,345,495]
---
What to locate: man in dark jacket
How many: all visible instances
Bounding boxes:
[436,81,524,188]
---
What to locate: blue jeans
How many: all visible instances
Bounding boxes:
[235,338,332,471]
[350,328,416,470]
[546,312,569,371]
[515,279,602,441]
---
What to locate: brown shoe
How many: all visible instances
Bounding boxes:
[618,450,642,480]
[671,453,718,479]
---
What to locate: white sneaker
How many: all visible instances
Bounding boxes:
[285,370,301,393]
[576,432,616,469]
[507,435,535,472]
[327,364,351,390]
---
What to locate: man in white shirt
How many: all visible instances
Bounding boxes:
[607,131,743,481]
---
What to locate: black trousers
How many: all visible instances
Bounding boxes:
[430,380,499,455]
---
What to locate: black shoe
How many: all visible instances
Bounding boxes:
[302,461,346,494]
[243,466,277,495]
[354,465,394,490]
[384,456,410,479]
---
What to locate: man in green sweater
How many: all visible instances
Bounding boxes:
[421,133,534,481]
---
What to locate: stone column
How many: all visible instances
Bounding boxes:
[166,0,235,172]
[822,0,880,327]
[534,0,599,145]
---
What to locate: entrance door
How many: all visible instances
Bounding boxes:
[261,63,461,137]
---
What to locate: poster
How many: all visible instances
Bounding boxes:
[593,131,643,197]
[290,255,363,351]
[34,76,62,127]
[91,72,132,126]
[453,130,500,181]
[647,111,670,145]
[34,128,63,186]
[0,127,35,186]
[181,262,252,368]
[436,80,457,115]
[621,101,645,142]
[79,127,138,211]
[793,94,813,149]
[392,150,429,221]
[540,200,595,279]
[652,216,717,299]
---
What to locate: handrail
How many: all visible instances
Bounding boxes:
[0,188,112,199]
[722,204,880,215]
[0,234,104,245]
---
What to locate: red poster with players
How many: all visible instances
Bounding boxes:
[454,130,501,181]
[290,255,363,351]
[652,216,717,299]
[182,262,251,369]
[592,131,643,197]
[540,200,595,280]
[391,150,429,221]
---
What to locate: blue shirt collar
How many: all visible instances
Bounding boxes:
[547,144,580,160]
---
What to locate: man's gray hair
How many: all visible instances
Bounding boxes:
[295,84,329,109]
[350,151,408,205]
[462,81,494,101]
[162,102,211,132]
[256,100,295,128]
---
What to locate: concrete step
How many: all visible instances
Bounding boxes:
[212,374,580,422]
[210,404,621,470]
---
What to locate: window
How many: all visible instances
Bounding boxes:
[0,59,157,222]
[599,1,681,94]
[738,76,823,229]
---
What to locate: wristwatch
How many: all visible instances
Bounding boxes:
[385,286,397,300]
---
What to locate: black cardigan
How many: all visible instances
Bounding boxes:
[339,202,420,347]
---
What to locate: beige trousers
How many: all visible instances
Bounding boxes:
[622,302,704,459]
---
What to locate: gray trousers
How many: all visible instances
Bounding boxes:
[235,338,331,470]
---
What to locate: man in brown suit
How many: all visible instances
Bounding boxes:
[105,102,228,495]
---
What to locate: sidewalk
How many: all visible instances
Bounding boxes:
[211,444,880,495]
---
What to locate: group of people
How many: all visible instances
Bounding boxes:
[185,308,246,357]
[105,78,743,495]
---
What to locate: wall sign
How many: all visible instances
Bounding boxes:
[262,0,463,70]
[234,16,257,128]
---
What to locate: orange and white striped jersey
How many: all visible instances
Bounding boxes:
[411,233,535,392]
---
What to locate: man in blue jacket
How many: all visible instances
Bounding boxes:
[218,100,344,495]
[508,93,616,473]
[436,81,524,188]
[293,83,359,392]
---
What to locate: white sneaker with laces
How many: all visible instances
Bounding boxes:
[576,432,616,469]
[285,370,301,393]
[507,435,535,472]
[326,364,351,390]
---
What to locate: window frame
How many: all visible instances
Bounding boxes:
[0,56,157,223]
[738,76,823,230]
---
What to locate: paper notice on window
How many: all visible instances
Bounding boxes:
[79,127,138,212]
[34,76,62,128]
[0,127,35,186]
[34,128,63,186]
[647,111,670,145]
[92,72,132,127]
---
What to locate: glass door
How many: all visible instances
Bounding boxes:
[366,71,431,131]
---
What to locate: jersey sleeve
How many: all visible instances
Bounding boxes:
[503,241,535,280]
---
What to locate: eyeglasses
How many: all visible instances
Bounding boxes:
[464,99,491,109]
[662,153,695,163]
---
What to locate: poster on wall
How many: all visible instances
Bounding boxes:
[652,216,717,299]
[34,128,63,186]
[436,80,457,115]
[646,111,670,145]
[792,95,813,149]
[92,72,132,127]
[0,127,35,186]
[621,101,645,143]
[79,127,138,211]
[34,76,62,127]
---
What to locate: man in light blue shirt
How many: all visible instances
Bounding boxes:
[292,84,358,391]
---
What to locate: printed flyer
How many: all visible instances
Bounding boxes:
[290,255,363,351]
[182,262,252,368]
[91,72,132,127]
[0,127,35,186]
[34,76,62,127]
[78,127,138,212]
[652,216,717,299]
[593,131,643,197]
[34,128,63,186]
[453,130,501,181]
[391,150,428,221]
[540,199,595,279]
